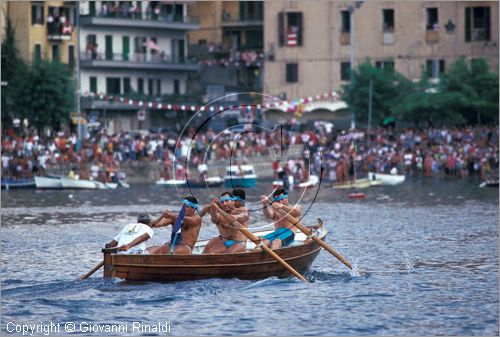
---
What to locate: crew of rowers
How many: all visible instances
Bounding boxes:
[106,188,302,255]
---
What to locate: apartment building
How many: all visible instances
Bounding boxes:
[4,1,78,66]
[263,1,499,118]
[187,1,263,99]
[79,0,199,133]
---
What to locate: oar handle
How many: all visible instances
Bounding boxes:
[273,206,353,270]
[79,261,104,280]
[212,204,308,283]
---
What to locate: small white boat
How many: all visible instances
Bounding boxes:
[60,177,99,189]
[368,172,405,186]
[273,175,319,189]
[35,176,63,189]
[224,165,257,188]
[155,179,187,187]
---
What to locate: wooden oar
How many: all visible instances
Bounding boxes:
[212,204,308,283]
[79,261,104,280]
[272,206,353,270]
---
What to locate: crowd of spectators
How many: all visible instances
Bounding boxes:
[1,123,498,184]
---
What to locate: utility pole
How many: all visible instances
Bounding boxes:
[368,79,373,132]
[348,0,364,130]
[76,1,83,140]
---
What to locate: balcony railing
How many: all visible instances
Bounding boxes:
[80,52,199,72]
[81,52,188,64]
[47,22,73,41]
[340,32,350,45]
[84,10,198,24]
[426,30,439,43]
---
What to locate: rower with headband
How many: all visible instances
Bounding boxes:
[203,191,248,254]
[259,188,302,250]
[147,196,202,255]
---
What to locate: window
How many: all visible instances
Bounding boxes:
[33,44,42,64]
[90,77,97,93]
[340,62,351,81]
[89,1,96,16]
[426,8,439,30]
[375,60,395,72]
[278,12,303,47]
[31,2,44,25]
[106,77,121,95]
[465,7,491,42]
[426,59,445,78]
[105,35,113,60]
[341,10,350,33]
[156,79,161,95]
[68,45,75,68]
[148,79,153,96]
[383,9,395,32]
[285,63,298,83]
[124,78,131,94]
[173,79,180,95]
[137,78,144,94]
[52,45,60,62]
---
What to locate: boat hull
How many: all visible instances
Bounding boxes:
[224,177,257,188]
[60,177,98,189]
[333,178,372,189]
[34,176,63,189]
[1,178,36,189]
[368,172,405,185]
[103,227,327,282]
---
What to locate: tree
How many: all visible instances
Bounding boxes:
[393,70,467,127]
[1,17,29,129]
[342,60,412,127]
[24,60,75,130]
[1,18,75,132]
[441,57,498,125]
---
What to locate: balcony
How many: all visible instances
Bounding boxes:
[80,52,199,72]
[47,22,73,42]
[221,16,263,28]
[426,29,439,43]
[340,32,350,45]
[382,31,395,45]
[80,11,199,30]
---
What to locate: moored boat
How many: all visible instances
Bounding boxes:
[60,177,100,189]
[155,179,188,187]
[333,178,373,189]
[1,178,36,190]
[368,172,405,185]
[224,165,257,188]
[187,176,224,188]
[273,175,319,189]
[479,180,499,188]
[34,175,63,189]
[102,225,327,282]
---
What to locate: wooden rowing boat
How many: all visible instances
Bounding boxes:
[102,225,327,282]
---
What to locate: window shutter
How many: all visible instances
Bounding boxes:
[278,12,285,46]
[465,8,471,42]
[297,12,303,46]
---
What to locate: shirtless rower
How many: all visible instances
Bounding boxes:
[260,188,302,250]
[202,192,248,253]
[147,196,202,254]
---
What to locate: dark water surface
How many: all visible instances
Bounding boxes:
[1,177,498,335]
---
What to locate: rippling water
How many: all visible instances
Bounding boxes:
[1,177,498,335]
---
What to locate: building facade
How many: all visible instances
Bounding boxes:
[187,1,264,100]
[5,1,78,65]
[263,1,499,113]
[79,0,199,133]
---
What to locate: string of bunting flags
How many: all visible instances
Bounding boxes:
[81,90,341,115]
